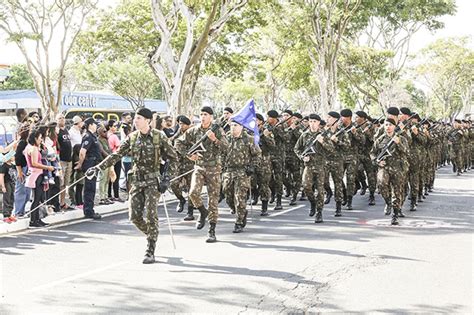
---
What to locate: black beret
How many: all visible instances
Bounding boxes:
[412,113,421,121]
[178,116,191,125]
[355,110,368,119]
[302,116,309,121]
[328,111,340,119]
[282,109,293,116]
[224,107,233,114]
[454,119,461,123]
[267,110,279,119]
[136,107,153,120]
[201,106,214,115]
[386,118,397,126]
[256,113,265,121]
[83,117,97,127]
[293,112,303,119]
[320,119,326,126]
[379,118,385,124]
[400,107,411,115]
[340,109,353,117]
[308,113,321,121]
[387,107,400,116]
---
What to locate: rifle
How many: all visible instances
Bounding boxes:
[300,118,338,158]
[186,123,220,156]
[375,127,406,163]
[265,115,293,132]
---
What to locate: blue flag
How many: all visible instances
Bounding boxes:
[231,99,260,145]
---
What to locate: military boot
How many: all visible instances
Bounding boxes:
[233,223,243,233]
[269,191,275,204]
[346,196,353,210]
[409,200,417,211]
[206,223,217,243]
[183,204,195,221]
[299,191,306,201]
[251,189,259,205]
[334,201,342,217]
[384,199,392,215]
[289,192,297,206]
[398,207,405,218]
[274,194,283,210]
[176,197,186,213]
[309,199,316,217]
[368,192,375,206]
[424,186,429,196]
[342,188,347,206]
[417,194,423,203]
[142,239,156,264]
[324,190,333,205]
[260,200,269,216]
[230,206,236,215]
[196,205,209,230]
[360,181,367,196]
[218,190,225,203]
[391,209,399,225]
[315,209,323,223]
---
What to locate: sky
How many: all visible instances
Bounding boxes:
[0,0,473,66]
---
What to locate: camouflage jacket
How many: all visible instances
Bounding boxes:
[284,124,305,160]
[371,132,409,172]
[294,129,335,168]
[265,123,287,161]
[341,122,365,161]
[325,127,351,161]
[222,131,261,172]
[258,126,276,159]
[175,123,229,168]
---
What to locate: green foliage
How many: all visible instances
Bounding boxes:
[0,64,35,90]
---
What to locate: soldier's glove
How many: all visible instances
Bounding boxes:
[159,175,171,193]
[245,165,255,176]
[85,166,100,180]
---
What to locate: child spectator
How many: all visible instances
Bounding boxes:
[0,155,17,223]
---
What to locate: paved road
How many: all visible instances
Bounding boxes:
[0,166,472,314]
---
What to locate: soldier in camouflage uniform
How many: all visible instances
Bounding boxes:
[255,113,276,216]
[266,110,288,211]
[90,108,178,264]
[170,116,196,219]
[448,119,465,176]
[283,111,305,205]
[340,109,365,210]
[405,114,426,211]
[324,111,350,217]
[222,122,261,233]
[175,106,229,243]
[370,118,409,225]
[355,111,377,206]
[294,114,335,223]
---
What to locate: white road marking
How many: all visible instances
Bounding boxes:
[268,205,305,217]
[26,261,130,293]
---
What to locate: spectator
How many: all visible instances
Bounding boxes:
[14,122,31,218]
[24,129,54,228]
[68,115,83,206]
[162,115,175,137]
[106,120,123,202]
[44,123,61,213]
[120,112,133,140]
[97,124,114,205]
[120,123,132,192]
[56,113,74,210]
[0,155,16,223]
[28,111,40,124]
[71,144,84,209]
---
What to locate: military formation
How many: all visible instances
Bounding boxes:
[88,105,473,264]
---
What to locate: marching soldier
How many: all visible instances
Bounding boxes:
[222,121,261,233]
[284,112,304,205]
[370,118,409,225]
[448,119,465,176]
[175,106,229,243]
[405,113,426,211]
[294,114,335,223]
[87,108,178,264]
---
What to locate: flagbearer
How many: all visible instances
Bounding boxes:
[222,119,261,233]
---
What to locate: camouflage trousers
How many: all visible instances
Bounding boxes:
[189,165,222,224]
[283,156,301,195]
[377,167,404,210]
[343,157,358,196]
[129,183,160,242]
[170,165,194,207]
[256,156,272,201]
[325,159,344,203]
[358,155,377,194]
[223,170,251,225]
[408,159,420,201]
[270,158,284,196]
[302,163,325,209]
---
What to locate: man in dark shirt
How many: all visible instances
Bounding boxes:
[56,113,74,210]
[162,115,175,138]
[75,118,102,220]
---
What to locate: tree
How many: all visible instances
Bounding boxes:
[148,0,248,115]
[0,63,34,90]
[0,0,97,117]
[73,56,163,111]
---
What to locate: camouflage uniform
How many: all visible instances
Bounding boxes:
[255,125,276,214]
[448,128,465,175]
[357,125,377,203]
[342,124,365,208]
[283,124,304,202]
[176,123,229,227]
[99,128,178,250]
[222,131,261,230]
[267,123,287,208]
[371,132,409,224]
[294,129,335,221]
